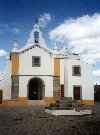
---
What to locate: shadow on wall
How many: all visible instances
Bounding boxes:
[94,85,100,102]
[94,90,100,102]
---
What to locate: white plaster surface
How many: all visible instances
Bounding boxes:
[60,59,64,84]
[3,53,12,100]
[19,76,53,98]
[45,109,92,116]
[19,46,54,76]
[64,59,94,100]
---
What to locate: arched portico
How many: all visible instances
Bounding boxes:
[28,77,45,100]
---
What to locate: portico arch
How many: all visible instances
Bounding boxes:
[28,77,45,100]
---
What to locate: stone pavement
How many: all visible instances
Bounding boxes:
[0,103,100,135]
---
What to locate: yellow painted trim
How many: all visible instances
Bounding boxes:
[2,100,27,106]
[45,97,54,100]
[45,97,55,106]
[54,58,60,76]
[11,53,19,75]
[82,100,94,105]
[18,97,27,100]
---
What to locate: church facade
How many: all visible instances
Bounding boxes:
[0,22,94,106]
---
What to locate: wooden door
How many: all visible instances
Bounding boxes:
[74,87,81,100]
[61,85,64,97]
[0,91,2,104]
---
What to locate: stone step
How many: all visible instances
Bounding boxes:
[60,97,72,100]
[27,100,46,106]
[59,100,75,104]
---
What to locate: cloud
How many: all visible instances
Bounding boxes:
[0,50,7,56]
[49,13,100,63]
[12,28,21,34]
[93,70,100,77]
[1,24,21,34]
[38,13,52,27]
[94,80,100,85]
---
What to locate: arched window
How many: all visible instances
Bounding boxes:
[34,31,39,43]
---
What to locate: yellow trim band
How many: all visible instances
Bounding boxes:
[45,97,55,105]
[82,100,94,105]
[11,53,19,75]
[54,58,60,76]
[2,100,27,106]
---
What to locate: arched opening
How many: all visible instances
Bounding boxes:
[28,78,45,100]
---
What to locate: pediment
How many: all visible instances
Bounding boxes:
[20,44,53,55]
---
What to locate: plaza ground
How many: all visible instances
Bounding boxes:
[0,102,100,135]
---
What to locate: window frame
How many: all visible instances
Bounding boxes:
[32,56,41,67]
[72,65,81,76]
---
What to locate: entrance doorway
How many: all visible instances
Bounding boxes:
[0,91,2,104]
[28,78,45,100]
[73,86,82,100]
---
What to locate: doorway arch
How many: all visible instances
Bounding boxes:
[28,77,45,100]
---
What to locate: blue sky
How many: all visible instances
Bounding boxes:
[0,0,100,83]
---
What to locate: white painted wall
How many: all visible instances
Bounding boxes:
[19,76,53,98]
[60,59,64,84]
[3,54,12,100]
[0,74,4,90]
[0,73,4,88]
[64,59,94,100]
[19,46,54,76]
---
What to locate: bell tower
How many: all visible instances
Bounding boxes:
[26,19,46,47]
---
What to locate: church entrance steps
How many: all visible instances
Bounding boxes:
[27,100,46,106]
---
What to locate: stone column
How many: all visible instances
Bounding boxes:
[11,75,19,99]
[53,76,60,99]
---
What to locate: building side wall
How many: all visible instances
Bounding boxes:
[3,59,12,100]
[0,76,4,89]
[65,59,94,103]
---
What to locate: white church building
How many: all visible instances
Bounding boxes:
[0,22,94,106]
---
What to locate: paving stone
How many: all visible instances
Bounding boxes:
[0,103,100,135]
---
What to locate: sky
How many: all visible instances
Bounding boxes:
[0,0,100,84]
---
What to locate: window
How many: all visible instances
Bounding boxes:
[73,86,82,100]
[72,65,81,76]
[32,56,41,67]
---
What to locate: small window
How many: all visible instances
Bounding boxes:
[72,65,81,76]
[32,56,41,67]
